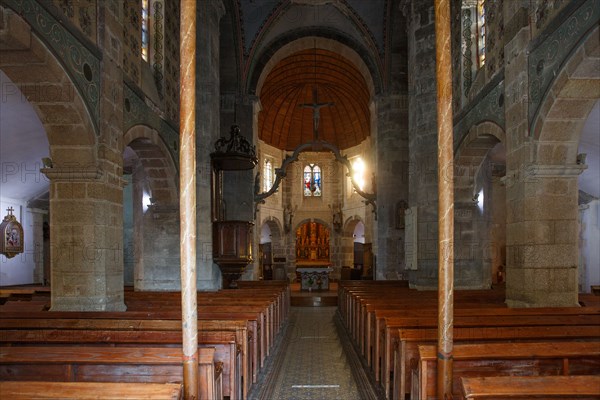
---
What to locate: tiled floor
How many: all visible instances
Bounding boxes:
[249,306,382,400]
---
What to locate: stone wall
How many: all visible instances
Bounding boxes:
[196,0,225,290]
[376,95,409,280]
[406,0,439,288]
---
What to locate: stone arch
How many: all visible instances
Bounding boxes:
[260,216,284,241]
[257,217,285,280]
[124,125,178,206]
[454,121,506,289]
[532,25,599,165]
[0,7,97,167]
[341,216,366,270]
[122,125,180,291]
[454,121,505,201]
[342,216,365,237]
[259,216,285,258]
[294,217,332,235]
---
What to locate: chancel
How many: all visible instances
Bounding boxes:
[0,0,599,399]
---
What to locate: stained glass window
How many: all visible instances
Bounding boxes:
[141,0,149,61]
[263,159,273,193]
[477,0,486,68]
[303,164,322,197]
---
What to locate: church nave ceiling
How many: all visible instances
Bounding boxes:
[258,48,371,150]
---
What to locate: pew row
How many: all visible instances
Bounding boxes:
[393,325,600,400]
[0,346,220,400]
[461,375,600,399]
[0,316,249,399]
[414,341,600,400]
[0,381,184,400]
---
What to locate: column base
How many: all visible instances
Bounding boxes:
[50,297,127,311]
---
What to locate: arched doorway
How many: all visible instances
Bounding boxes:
[122,127,179,291]
[0,70,50,286]
[454,122,506,289]
[578,100,600,293]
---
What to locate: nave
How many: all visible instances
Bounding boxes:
[248,306,382,400]
[1,281,600,399]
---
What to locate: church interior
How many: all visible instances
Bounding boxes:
[0,0,599,399]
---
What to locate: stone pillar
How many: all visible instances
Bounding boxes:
[407,0,439,288]
[375,94,409,280]
[44,168,125,311]
[28,208,46,284]
[505,165,584,307]
[197,0,225,290]
[503,2,581,307]
[44,1,125,311]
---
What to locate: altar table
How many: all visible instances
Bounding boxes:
[296,267,333,291]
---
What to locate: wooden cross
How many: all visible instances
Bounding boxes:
[299,87,334,140]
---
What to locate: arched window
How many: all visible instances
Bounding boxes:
[303,164,322,197]
[477,0,486,68]
[263,158,273,192]
[352,157,366,191]
[141,0,150,61]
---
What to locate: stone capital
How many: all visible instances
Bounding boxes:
[41,167,104,182]
[524,163,588,179]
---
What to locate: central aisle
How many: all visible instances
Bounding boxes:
[249,306,381,400]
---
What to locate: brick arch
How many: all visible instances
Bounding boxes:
[0,7,96,167]
[124,125,178,206]
[532,25,599,165]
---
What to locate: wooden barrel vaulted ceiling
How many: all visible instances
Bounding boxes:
[258,48,371,151]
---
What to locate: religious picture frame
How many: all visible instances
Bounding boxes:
[0,208,24,259]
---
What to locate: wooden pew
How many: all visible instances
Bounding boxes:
[414,341,600,400]
[0,317,247,400]
[0,346,219,400]
[378,314,600,399]
[461,375,600,399]
[365,305,600,370]
[0,329,233,400]
[0,381,184,400]
[392,325,600,400]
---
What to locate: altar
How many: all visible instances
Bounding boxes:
[297,267,333,291]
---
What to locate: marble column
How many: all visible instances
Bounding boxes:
[434,0,455,396]
[180,0,199,397]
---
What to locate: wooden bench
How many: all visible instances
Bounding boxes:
[365,305,600,370]
[378,313,600,399]
[0,381,184,400]
[0,317,246,400]
[392,325,600,400]
[461,375,600,399]
[0,328,234,400]
[0,346,220,400]
[414,341,600,400]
